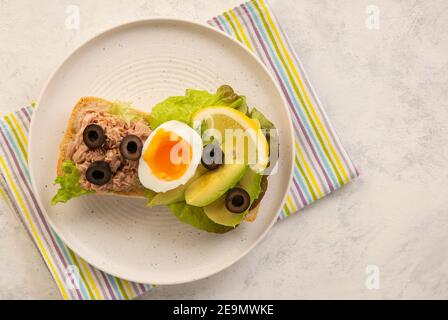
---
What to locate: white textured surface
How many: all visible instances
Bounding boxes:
[1,0,448,299]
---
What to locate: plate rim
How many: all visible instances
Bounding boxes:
[29,17,295,285]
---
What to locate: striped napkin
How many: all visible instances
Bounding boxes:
[210,0,358,219]
[0,0,358,300]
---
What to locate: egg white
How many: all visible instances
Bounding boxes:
[138,120,203,192]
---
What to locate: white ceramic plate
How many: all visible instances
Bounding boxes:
[30,18,294,284]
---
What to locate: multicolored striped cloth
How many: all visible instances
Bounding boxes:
[0,106,153,300]
[0,0,358,300]
[209,0,359,219]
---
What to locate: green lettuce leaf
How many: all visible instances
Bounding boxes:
[51,161,94,205]
[168,202,233,234]
[149,85,247,130]
[250,107,275,130]
[108,100,148,125]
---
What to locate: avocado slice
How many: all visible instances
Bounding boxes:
[147,185,186,206]
[185,163,248,207]
[204,195,244,227]
[148,166,207,206]
[203,169,263,227]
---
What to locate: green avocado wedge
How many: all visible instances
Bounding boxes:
[203,195,244,227]
[147,185,186,207]
[203,169,263,227]
[185,163,248,207]
[147,166,207,207]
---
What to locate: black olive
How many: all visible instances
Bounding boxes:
[86,161,112,186]
[250,175,268,210]
[83,124,105,149]
[225,187,251,214]
[201,144,224,170]
[120,135,143,160]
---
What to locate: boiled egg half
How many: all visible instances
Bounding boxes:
[138,120,203,192]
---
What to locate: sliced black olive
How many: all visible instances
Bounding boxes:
[83,124,105,149]
[250,175,268,210]
[201,144,224,170]
[226,187,251,214]
[86,161,111,186]
[120,135,143,160]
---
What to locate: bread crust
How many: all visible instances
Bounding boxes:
[57,97,150,198]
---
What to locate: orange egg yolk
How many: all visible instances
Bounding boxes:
[143,129,192,181]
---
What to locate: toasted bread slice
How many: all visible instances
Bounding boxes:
[58,97,263,221]
[57,97,150,198]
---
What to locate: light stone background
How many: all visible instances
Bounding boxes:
[1,0,447,299]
